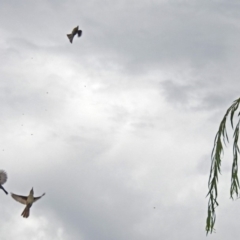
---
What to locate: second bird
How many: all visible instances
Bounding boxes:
[0,170,8,194]
[67,26,82,43]
[11,188,45,218]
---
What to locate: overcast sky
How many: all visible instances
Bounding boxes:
[1,0,240,239]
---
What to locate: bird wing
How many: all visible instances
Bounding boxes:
[11,193,28,205]
[34,193,45,202]
[0,170,7,185]
[77,30,82,37]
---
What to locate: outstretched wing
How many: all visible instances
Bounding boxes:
[77,30,82,37]
[11,193,27,205]
[0,170,7,185]
[34,193,45,202]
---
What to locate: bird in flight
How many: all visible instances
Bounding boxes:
[0,170,8,194]
[11,188,45,218]
[67,26,82,43]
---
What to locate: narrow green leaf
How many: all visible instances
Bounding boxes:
[230,110,235,128]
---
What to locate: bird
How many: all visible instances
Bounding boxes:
[11,188,45,218]
[0,170,8,194]
[67,26,82,43]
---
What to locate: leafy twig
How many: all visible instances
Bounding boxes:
[206,98,240,235]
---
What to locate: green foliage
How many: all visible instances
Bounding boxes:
[206,98,240,235]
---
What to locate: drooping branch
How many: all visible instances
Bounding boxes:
[206,98,240,235]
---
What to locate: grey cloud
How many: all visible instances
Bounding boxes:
[160,80,194,106]
[0,0,234,74]
[1,0,240,239]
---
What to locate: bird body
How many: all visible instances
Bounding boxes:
[0,170,8,194]
[11,188,45,218]
[21,189,34,217]
[67,26,82,43]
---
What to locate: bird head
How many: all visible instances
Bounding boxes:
[30,188,34,195]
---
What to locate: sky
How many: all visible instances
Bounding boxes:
[1,0,240,239]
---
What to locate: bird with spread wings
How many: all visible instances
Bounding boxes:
[67,26,82,43]
[11,188,45,218]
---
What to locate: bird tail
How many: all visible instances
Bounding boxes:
[21,205,31,218]
[67,34,73,43]
[0,185,8,195]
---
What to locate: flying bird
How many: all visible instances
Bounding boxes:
[0,170,8,194]
[11,188,45,218]
[67,26,82,43]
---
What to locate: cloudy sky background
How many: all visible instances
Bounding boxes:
[1,0,240,239]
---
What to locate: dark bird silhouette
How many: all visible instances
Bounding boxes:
[0,170,8,194]
[67,26,82,43]
[11,188,45,218]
